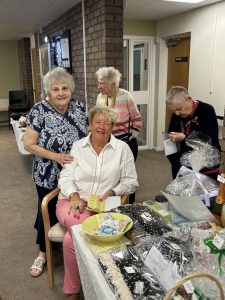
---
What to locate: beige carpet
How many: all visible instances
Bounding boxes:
[0,125,171,300]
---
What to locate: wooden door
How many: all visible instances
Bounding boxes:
[165,37,190,130]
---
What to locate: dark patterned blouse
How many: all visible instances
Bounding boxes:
[26,98,88,189]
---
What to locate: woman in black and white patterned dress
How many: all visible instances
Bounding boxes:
[24,67,88,277]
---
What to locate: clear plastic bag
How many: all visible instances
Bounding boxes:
[165,131,220,207]
[189,225,225,296]
[180,130,220,171]
[98,244,165,299]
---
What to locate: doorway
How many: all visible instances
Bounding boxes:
[123,36,155,149]
[165,37,190,130]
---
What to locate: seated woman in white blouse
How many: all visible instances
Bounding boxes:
[56,105,138,300]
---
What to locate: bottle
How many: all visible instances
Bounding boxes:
[221,203,225,227]
[211,173,225,216]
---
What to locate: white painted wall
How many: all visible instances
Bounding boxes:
[157,2,225,116]
[154,2,225,150]
[0,99,9,124]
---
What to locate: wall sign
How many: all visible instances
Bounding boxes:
[175,57,189,62]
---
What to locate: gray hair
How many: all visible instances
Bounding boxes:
[43,67,75,95]
[88,105,117,126]
[95,67,122,86]
[166,86,189,103]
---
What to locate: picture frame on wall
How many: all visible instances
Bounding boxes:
[39,43,51,78]
[53,29,72,73]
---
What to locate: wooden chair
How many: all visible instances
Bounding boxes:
[41,187,129,288]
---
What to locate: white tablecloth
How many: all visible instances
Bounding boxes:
[71,224,117,300]
[10,119,30,155]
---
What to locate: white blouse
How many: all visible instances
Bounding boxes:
[58,133,138,201]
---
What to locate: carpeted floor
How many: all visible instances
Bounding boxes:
[0,125,171,300]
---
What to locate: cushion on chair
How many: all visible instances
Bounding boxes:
[48,222,66,242]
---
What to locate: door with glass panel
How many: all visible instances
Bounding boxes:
[123,37,154,149]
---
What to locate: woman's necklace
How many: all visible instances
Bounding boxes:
[180,100,199,135]
[104,88,119,107]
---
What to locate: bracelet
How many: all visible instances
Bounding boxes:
[109,190,116,196]
[68,192,78,200]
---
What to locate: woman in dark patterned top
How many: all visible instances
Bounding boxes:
[24,67,88,278]
[166,86,221,179]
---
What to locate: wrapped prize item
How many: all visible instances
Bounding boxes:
[166,132,220,208]
[182,131,220,170]
[191,225,225,275]
[143,199,189,226]
[112,204,149,241]
[98,244,165,299]
[112,204,172,242]
[132,234,220,299]
[189,224,225,297]
[133,235,193,278]
[173,221,213,244]
[136,209,172,236]
[98,251,133,300]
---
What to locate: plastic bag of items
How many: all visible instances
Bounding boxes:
[166,131,221,208]
[190,223,225,290]
[133,235,193,278]
[132,233,221,299]
[164,221,225,299]
[112,204,172,242]
[97,244,165,300]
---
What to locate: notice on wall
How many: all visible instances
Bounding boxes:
[175,56,189,62]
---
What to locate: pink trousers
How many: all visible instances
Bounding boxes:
[56,199,93,294]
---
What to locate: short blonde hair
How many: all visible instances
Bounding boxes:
[95,67,121,86]
[88,105,117,126]
[43,67,75,95]
[166,86,189,104]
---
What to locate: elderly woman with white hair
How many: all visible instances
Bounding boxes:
[24,67,88,277]
[95,66,142,203]
[166,85,221,179]
[56,105,138,300]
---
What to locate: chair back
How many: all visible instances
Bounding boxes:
[9,90,28,110]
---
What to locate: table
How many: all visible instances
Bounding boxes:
[71,224,117,300]
[10,119,30,155]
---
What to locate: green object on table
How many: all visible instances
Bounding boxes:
[211,201,223,216]
[204,238,225,276]
[144,200,172,224]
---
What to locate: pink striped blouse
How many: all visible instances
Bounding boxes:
[96,88,142,141]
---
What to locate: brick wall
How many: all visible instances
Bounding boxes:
[17,38,34,108]
[40,0,123,108]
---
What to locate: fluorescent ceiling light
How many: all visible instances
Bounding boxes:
[163,0,206,3]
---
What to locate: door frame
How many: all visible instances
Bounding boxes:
[155,36,191,151]
[124,35,156,150]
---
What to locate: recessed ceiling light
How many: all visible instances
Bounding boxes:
[163,0,206,3]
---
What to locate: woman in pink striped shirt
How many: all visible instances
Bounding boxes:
[96,67,142,203]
